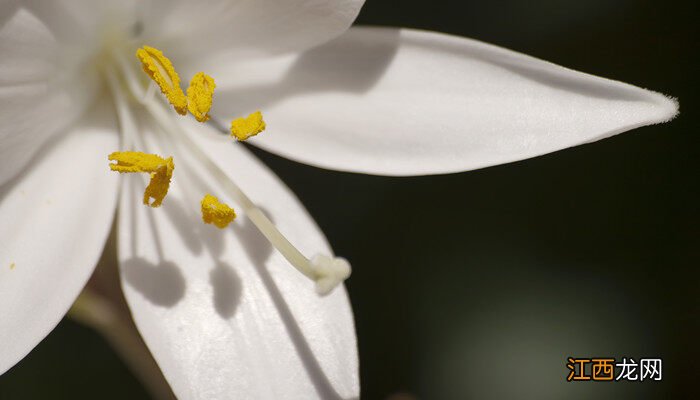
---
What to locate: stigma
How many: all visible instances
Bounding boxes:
[310,255,352,296]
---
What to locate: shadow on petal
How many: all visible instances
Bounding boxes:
[212,26,656,128]
[214,29,401,114]
[232,208,274,266]
[160,197,204,256]
[199,221,226,260]
[237,217,355,400]
[122,258,186,307]
[0,1,19,28]
[209,261,242,319]
[159,194,226,258]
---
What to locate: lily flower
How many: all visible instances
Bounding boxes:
[0,1,677,399]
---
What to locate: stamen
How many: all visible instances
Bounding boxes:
[136,46,187,115]
[201,194,236,228]
[115,56,351,295]
[109,151,175,207]
[230,111,266,141]
[187,72,216,123]
[142,98,350,294]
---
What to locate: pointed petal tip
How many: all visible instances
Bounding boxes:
[212,27,680,177]
[632,83,679,126]
[632,90,678,134]
[656,93,680,124]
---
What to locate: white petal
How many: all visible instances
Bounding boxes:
[146,0,364,66]
[0,7,56,84]
[0,0,19,27]
[0,8,96,186]
[210,27,678,176]
[22,0,139,42]
[118,116,358,399]
[0,102,119,374]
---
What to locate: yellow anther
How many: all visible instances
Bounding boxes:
[136,46,187,115]
[201,194,236,228]
[230,111,266,141]
[187,72,216,123]
[109,151,175,208]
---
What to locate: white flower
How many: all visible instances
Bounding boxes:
[0,1,677,399]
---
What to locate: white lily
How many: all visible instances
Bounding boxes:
[0,1,677,399]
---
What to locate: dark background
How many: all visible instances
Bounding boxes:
[1,0,697,399]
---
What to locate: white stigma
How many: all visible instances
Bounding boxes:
[310,255,352,296]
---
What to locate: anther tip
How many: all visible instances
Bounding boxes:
[310,254,351,296]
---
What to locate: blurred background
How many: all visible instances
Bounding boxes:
[1,0,696,399]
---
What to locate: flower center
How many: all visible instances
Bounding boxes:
[103,46,350,295]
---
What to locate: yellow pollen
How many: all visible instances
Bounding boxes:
[109,151,175,208]
[187,72,216,123]
[230,111,266,141]
[201,194,236,228]
[136,46,187,115]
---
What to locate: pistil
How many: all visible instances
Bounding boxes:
[143,94,351,295]
[109,49,351,295]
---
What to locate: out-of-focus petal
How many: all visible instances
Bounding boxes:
[210,27,678,176]
[146,0,364,67]
[0,0,19,27]
[0,8,96,186]
[0,101,119,374]
[117,115,358,399]
[22,0,139,42]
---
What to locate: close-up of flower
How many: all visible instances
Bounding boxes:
[0,1,690,399]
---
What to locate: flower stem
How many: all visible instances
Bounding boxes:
[68,230,176,400]
[68,291,175,400]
